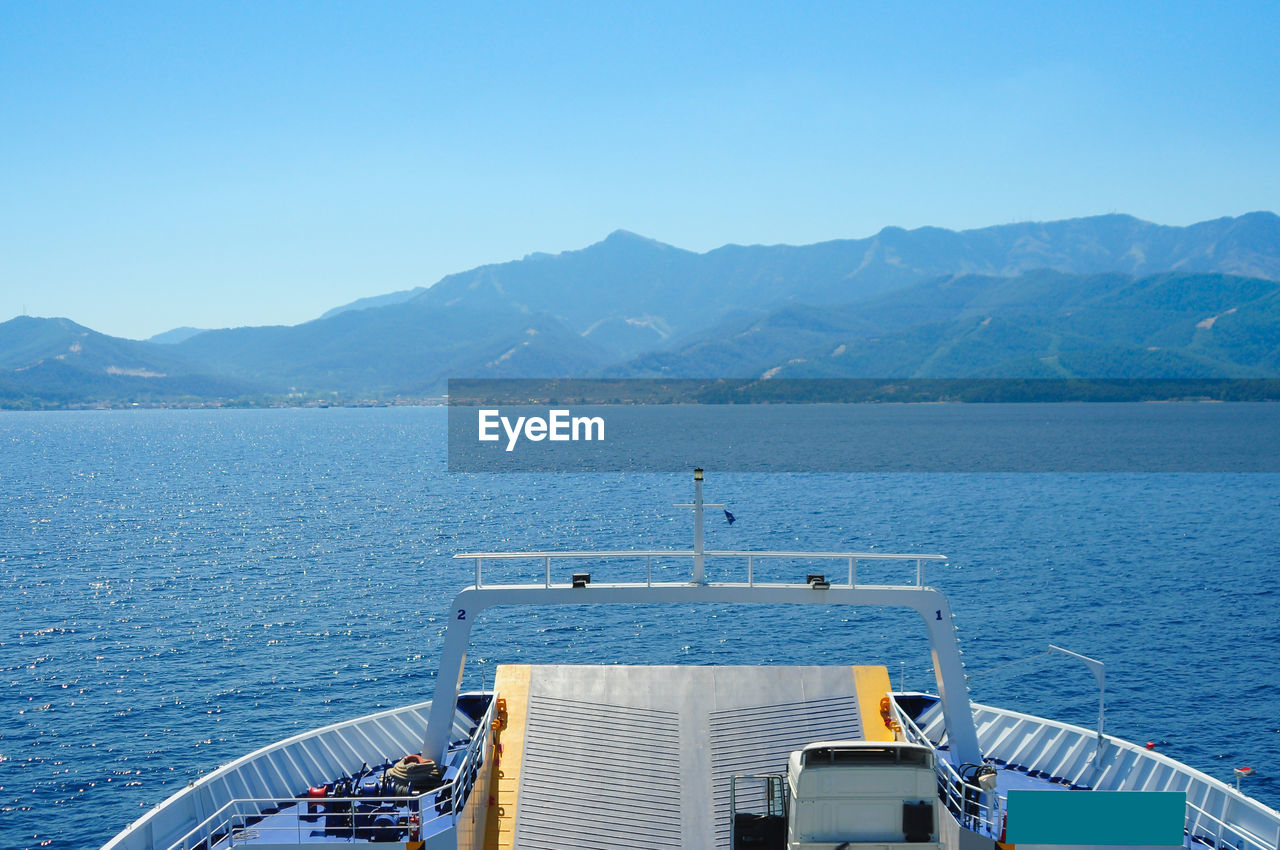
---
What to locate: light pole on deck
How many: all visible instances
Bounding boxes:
[674,468,723,585]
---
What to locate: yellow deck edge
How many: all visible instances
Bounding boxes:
[853,665,894,742]
[482,664,531,850]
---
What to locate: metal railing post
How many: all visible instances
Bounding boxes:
[892,695,999,837]
[475,557,482,588]
[747,555,754,586]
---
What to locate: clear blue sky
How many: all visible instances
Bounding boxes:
[2,1,1277,339]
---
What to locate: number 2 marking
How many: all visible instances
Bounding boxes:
[457,609,467,620]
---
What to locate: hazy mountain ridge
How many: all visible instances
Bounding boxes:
[0,316,259,407]
[318,287,429,320]
[1,316,207,377]
[616,270,1280,380]
[4,213,1280,406]
[147,326,211,345]
[170,301,613,394]
[392,212,1280,351]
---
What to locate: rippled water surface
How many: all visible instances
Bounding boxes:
[1,408,1277,849]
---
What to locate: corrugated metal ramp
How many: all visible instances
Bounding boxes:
[507,664,881,849]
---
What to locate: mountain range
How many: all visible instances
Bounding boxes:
[3,212,1279,407]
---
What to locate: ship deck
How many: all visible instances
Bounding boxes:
[205,666,1098,850]
[214,663,895,849]
[480,663,892,850]
[204,665,1277,850]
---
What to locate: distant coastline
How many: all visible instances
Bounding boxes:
[8,378,1280,411]
[0,395,451,411]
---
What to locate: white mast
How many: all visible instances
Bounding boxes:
[673,467,723,584]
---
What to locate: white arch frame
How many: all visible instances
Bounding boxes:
[421,554,982,769]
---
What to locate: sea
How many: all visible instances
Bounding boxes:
[1,407,1278,849]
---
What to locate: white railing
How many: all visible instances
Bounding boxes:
[973,703,1280,850]
[456,549,948,589]
[906,697,1280,850]
[163,792,457,848]
[1183,796,1280,850]
[161,698,494,850]
[891,696,1003,838]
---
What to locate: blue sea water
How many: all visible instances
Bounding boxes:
[1,407,1278,850]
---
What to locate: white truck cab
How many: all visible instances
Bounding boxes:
[785,741,939,849]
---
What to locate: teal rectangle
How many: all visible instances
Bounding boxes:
[1005,790,1186,845]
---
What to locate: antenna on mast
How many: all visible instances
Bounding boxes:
[673,467,723,584]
